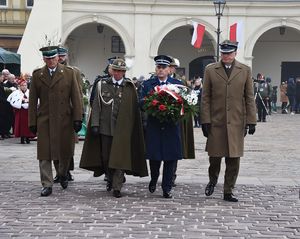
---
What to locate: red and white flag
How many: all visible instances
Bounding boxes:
[191,21,205,49]
[229,21,243,44]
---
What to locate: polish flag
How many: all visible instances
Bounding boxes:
[229,21,243,44]
[191,21,205,49]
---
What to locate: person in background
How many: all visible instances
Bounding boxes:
[29,46,83,197]
[7,77,35,144]
[286,77,296,114]
[295,77,300,114]
[280,81,288,114]
[201,40,256,202]
[193,77,202,128]
[271,85,278,113]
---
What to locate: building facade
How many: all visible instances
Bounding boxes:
[18,0,300,90]
[0,0,33,52]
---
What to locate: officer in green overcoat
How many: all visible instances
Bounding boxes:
[79,58,148,198]
[28,46,83,197]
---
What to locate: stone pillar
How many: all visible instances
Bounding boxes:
[18,0,62,74]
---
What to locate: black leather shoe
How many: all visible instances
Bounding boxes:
[21,137,25,144]
[67,171,74,181]
[106,181,112,192]
[205,182,216,196]
[25,138,30,144]
[104,174,108,181]
[41,187,52,196]
[163,191,173,199]
[60,176,68,189]
[123,176,126,183]
[148,181,156,193]
[53,175,60,183]
[113,190,122,198]
[223,193,238,202]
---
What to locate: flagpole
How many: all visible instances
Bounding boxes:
[213,0,226,62]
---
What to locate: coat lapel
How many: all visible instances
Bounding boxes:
[50,64,64,88]
[214,62,228,81]
[38,66,51,87]
[228,61,242,82]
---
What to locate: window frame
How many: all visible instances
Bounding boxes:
[0,0,8,8]
[26,0,34,8]
[111,36,125,54]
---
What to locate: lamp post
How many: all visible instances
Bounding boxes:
[213,0,226,61]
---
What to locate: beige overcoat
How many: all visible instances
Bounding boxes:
[28,63,83,161]
[201,60,256,157]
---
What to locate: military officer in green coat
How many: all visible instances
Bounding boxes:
[29,46,83,197]
[79,59,148,198]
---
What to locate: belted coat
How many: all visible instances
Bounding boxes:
[28,63,83,161]
[201,60,256,157]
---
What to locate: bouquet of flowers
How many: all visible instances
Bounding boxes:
[143,84,199,123]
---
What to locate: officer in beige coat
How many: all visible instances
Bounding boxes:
[29,46,83,197]
[201,40,257,202]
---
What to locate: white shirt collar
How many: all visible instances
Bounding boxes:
[112,77,123,85]
[48,67,57,74]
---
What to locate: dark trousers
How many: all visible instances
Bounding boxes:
[256,97,268,120]
[208,157,240,194]
[101,134,124,191]
[149,160,177,193]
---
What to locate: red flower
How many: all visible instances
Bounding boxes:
[152,99,159,106]
[177,97,183,104]
[159,104,167,111]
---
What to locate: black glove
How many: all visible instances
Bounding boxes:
[201,123,211,138]
[248,124,256,135]
[29,125,37,134]
[73,121,82,133]
[91,126,100,136]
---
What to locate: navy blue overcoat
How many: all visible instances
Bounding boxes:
[140,76,183,161]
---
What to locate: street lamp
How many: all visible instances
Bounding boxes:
[213,0,226,61]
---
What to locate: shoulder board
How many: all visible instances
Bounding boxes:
[32,67,42,73]
[206,62,215,68]
[66,65,74,70]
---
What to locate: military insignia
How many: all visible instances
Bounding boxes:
[118,92,122,98]
[61,70,63,72]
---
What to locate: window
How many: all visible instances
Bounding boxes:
[111,36,125,53]
[0,0,7,7]
[26,0,34,7]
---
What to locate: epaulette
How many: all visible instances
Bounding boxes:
[66,65,74,70]
[205,62,215,68]
[32,67,42,74]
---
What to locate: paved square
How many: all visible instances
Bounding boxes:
[0,114,299,238]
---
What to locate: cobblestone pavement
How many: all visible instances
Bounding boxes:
[0,114,299,238]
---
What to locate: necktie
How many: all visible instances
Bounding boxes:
[160,81,166,86]
[50,70,55,77]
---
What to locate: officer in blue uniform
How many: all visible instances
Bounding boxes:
[140,55,183,198]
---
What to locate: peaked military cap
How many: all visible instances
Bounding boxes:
[111,58,127,71]
[39,46,58,58]
[220,40,238,53]
[154,55,172,66]
[57,46,68,56]
[170,57,180,67]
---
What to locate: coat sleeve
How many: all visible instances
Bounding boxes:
[91,82,101,127]
[28,74,38,127]
[201,67,212,124]
[70,70,83,121]
[244,67,257,125]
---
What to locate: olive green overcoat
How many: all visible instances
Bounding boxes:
[28,63,83,161]
[201,60,256,157]
[79,80,148,177]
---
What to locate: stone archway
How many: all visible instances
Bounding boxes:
[150,18,218,59]
[153,18,217,79]
[61,14,134,82]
